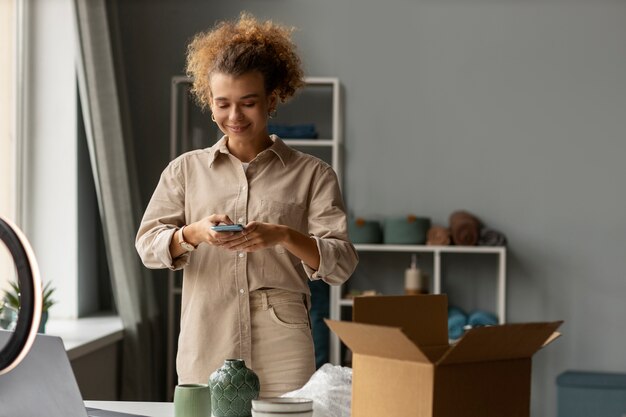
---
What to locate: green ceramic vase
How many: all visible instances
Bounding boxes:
[209,359,260,417]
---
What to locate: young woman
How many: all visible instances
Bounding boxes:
[135,13,358,397]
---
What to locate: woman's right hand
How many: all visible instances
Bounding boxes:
[185,214,242,247]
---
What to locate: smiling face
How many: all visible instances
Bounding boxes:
[208,71,276,144]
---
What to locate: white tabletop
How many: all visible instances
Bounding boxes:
[84,401,174,417]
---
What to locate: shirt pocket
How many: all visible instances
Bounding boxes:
[260,199,306,254]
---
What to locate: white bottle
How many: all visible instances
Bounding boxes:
[404,254,427,295]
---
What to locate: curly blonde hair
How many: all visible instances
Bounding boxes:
[186,13,305,111]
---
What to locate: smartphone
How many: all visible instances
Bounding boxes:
[211,224,244,232]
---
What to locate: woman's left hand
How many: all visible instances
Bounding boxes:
[221,221,286,252]
[223,221,320,269]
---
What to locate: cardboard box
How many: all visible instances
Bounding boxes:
[326,295,562,417]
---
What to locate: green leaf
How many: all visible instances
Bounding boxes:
[42,281,57,311]
[3,281,21,310]
[2,280,57,312]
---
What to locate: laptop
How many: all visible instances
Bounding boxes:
[0,329,146,417]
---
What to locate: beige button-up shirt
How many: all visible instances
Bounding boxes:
[136,135,358,383]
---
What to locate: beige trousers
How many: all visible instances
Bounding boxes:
[250,289,316,398]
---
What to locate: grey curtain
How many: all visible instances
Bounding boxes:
[73,0,160,400]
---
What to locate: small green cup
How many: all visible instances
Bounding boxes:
[174,383,211,417]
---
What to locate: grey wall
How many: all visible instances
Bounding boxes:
[115,0,626,415]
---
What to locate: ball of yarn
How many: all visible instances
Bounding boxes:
[448,306,468,340]
[426,225,451,246]
[449,210,481,246]
[467,310,498,328]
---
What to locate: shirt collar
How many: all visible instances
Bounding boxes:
[207,136,229,168]
[208,135,291,168]
[265,135,290,167]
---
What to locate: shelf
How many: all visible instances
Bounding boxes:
[339,298,354,307]
[354,243,505,255]
[304,76,339,86]
[282,139,335,146]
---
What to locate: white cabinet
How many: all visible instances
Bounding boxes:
[167,76,342,398]
[329,244,507,365]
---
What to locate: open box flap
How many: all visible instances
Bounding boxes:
[353,294,449,347]
[325,319,432,363]
[543,331,562,347]
[437,321,563,365]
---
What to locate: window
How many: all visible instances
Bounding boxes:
[0,0,113,320]
[0,0,16,290]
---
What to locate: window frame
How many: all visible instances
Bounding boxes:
[0,0,19,290]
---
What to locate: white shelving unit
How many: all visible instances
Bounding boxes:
[280,77,343,367]
[274,76,342,185]
[167,76,341,398]
[328,244,507,365]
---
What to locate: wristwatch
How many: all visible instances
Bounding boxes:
[178,225,196,252]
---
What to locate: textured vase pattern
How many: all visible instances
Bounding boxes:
[209,359,260,417]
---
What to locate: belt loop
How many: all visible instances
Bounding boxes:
[302,293,311,311]
[303,293,312,329]
[261,291,269,311]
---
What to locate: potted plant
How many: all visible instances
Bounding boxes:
[0,300,18,331]
[2,280,56,333]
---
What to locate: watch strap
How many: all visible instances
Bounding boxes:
[178,225,196,252]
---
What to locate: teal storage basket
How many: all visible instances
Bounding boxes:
[383,216,431,244]
[557,371,626,417]
[348,219,383,244]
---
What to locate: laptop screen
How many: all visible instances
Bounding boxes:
[0,329,89,417]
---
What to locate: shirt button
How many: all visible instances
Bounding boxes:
[239,289,245,294]
[238,252,244,258]
[242,185,247,190]
[238,217,244,223]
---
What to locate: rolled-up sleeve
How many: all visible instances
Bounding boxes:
[302,166,358,285]
[135,159,190,270]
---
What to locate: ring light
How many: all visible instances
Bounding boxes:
[0,216,42,375]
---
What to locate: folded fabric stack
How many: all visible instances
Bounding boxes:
[268,123,318,139]
[426,225,451,246]
[478,227,508,247]
[449,210,481,246]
